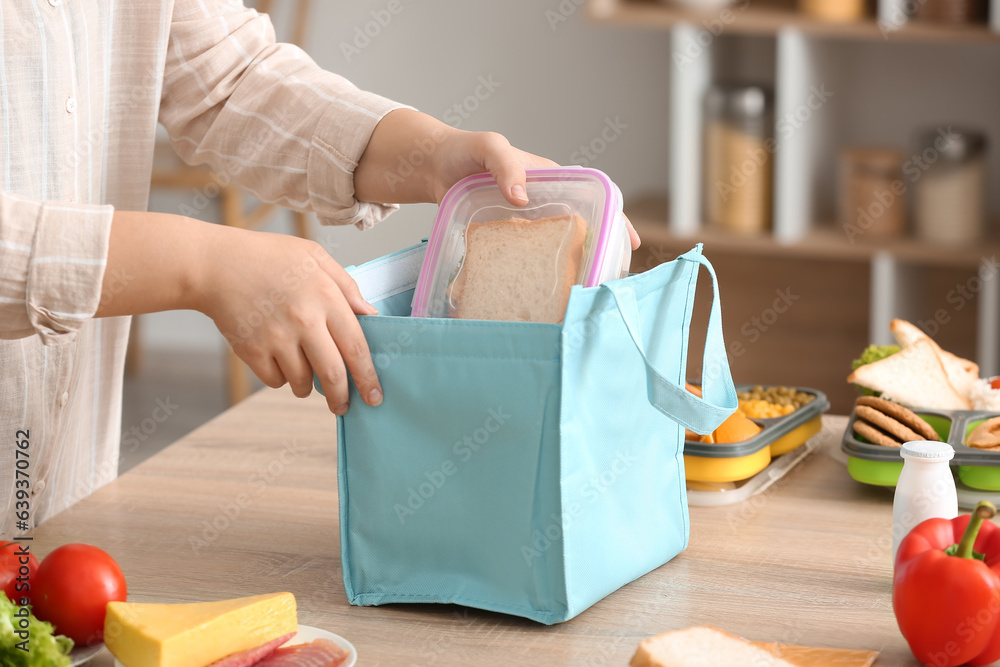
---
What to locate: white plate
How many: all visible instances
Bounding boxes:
[69,643,106,666]
[110,625,356,667]
[290,625,357,667]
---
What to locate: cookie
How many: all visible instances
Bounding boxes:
[856,396,940,441]
[967,416,1000,449]
[855,405,926,444]
[853,420,903,448]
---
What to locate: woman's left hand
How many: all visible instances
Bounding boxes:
[355,109,640,250]
[432,129,640,250]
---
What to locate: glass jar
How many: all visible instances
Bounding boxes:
[914,127,987,246]
[839,148,906,241]
[703,84,774,236]
[800,0,867,22]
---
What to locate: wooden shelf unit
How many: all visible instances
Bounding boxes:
[588,0,1000,378]
[588,0,1000,42]
[627,198,999,269]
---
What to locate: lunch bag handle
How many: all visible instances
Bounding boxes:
[600,251,737,435]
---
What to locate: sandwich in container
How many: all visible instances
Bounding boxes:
[410,167,631,323]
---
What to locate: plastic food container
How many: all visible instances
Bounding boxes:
[411,167,631,322]
[684,385,830,483]
[842,408,1000,490]
[687,437,822,507]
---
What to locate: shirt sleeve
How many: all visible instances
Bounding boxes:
[0,192,113,343]
[160,0,410,230]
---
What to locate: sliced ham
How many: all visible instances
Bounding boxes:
[206,633,296,667]
[256,638,349,667]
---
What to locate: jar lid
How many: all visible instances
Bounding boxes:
[705,83,773,123]
[901,441,955,461]
[917,126,987,161]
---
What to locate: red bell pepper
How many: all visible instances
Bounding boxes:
[894,501,1000,667]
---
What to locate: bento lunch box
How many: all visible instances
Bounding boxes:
[411,167,631,321]
[684,385,830,483]
[842,409,1000,490]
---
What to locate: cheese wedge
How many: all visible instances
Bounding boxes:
[104,592,297,667]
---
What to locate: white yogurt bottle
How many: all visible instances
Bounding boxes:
[892,441,957,565]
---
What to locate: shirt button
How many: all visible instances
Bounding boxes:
[32,480,45,495]
[48,0,60,6]
[65,97,77,113]
[60,391,69,405]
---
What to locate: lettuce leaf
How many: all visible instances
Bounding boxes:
[0,593,73,667]
[852,344,900,370]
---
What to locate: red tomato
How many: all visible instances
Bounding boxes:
[32,544,127,646]
[0,541,38,605]
[991,377,1000,390]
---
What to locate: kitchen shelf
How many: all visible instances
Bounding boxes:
[590,0,1000,377]
[587,0,1000,42]
[627,198,1000,270]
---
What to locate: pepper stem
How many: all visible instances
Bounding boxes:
[955,501,997,560]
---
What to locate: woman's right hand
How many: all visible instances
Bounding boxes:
[100,211,381,415]
[194,225,382,415]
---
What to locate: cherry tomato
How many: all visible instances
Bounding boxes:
[991,377,1000,390]
[32,544,127,646]
[0,541,38,605]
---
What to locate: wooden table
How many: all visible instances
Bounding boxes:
[34,389,922,666]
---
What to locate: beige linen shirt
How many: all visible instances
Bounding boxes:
[0,0,404,537]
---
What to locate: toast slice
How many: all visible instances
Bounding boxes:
[449,214,587,323]
[847,338,972,410]
[630,627,798,667]
[890,318,979,399]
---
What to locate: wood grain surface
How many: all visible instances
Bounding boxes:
[33,389,926,666]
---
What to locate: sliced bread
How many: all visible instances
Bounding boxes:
[630,627,799,667]
[847,338,971,410]
[449,214,587,323]
[890,318,979,399]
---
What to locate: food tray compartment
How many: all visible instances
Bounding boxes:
[684,385,830,459]
[687,437,823,506]
[842,409,954,458]
[842,408,1000,489]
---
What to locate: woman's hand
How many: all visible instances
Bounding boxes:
[98,211,381,415]
[431,130,641,250]
[195,226,382,415]
[354,109,641,249]
[428,130,556,206]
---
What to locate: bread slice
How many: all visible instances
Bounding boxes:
[847,338,972,410]
[449,214,587,323]
[630,627,798,667]
[890,318,979,399]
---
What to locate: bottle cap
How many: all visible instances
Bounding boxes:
[901,441,955,461]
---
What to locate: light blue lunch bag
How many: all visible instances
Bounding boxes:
[322,240,737,624]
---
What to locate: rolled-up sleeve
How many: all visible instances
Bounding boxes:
[0,192,113,344]
[160,0,410,230]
